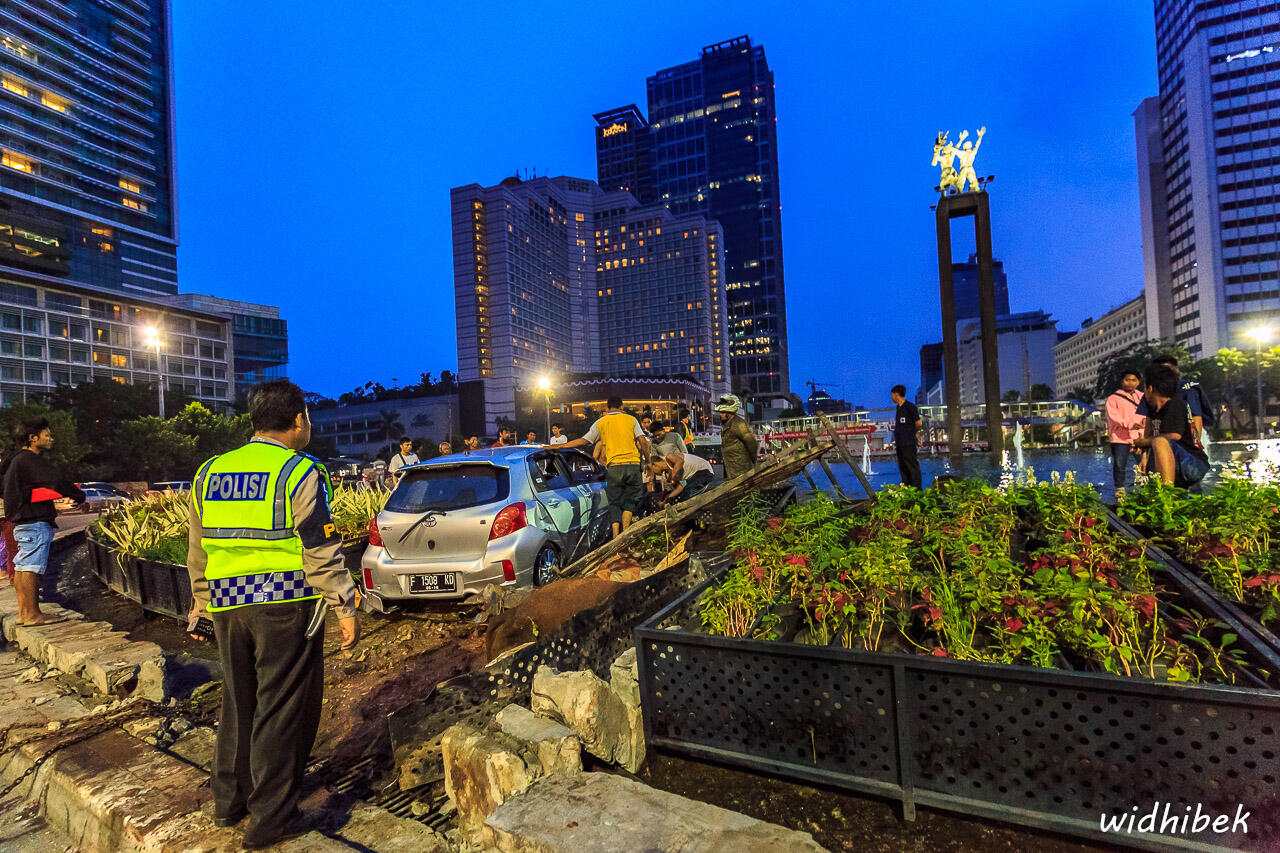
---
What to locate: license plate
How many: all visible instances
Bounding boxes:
[408,572,457,594]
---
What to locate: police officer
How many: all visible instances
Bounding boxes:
[185,379,359,849]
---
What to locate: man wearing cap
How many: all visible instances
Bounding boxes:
[716,395,758,481]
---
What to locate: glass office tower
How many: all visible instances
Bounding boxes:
[595,35,788,398]
[1135,1,1279,356]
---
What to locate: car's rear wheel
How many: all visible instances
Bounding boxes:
[533,543,559,587]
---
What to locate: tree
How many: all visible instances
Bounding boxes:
[0,403,88,480]
[1002,390,1023,403]
[171,402,251,470]
[1064,386,1095,404]
[44,377,194,468]
[1195,348,1250,435]
[1029,383,1053,402]
[378,409,404,442]
[1196,346,1280,436]
[105,417,196,482]
[1093,340,1192,401]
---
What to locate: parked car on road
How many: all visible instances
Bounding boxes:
[77,482,133,499]
[146,481,192,497]
[359,446,609,612]
[78,486,131,512]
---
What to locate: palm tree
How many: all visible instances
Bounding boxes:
[378,409,404,442]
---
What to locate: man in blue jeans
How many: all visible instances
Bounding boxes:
[1133,364,1210,489]
[1,417,84,626]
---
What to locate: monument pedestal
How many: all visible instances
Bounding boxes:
[935,190,1002,465]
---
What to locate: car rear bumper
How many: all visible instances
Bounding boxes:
[359,524,549,602]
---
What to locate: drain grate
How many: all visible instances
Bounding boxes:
[310,755,455,832]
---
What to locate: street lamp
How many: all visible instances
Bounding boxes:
[1246,325,1273,439]
[536,377,552,442]
[141,325,165,418]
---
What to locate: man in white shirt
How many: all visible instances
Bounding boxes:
[387,438,419,475]
[548,423,568,445]
[663,450,715,504]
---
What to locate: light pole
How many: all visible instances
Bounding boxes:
[1247,325,1273,438]
[141,325,165,418]
[536,377,551,441]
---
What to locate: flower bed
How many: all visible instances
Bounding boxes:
[696,477,1257,685]
[634,483,1280,851]
[1117,475,1280,631]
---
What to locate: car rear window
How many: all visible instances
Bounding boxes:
[386,464,510,513]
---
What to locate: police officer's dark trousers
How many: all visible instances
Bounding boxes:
[212,599,324,838]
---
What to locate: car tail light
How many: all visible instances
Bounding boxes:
[363,567,374,590]
[502,560,515,582]
[368,518,383,547]
[489,503,527,540]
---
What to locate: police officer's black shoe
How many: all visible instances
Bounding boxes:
[240,812,311,850]
[201,802,248,827]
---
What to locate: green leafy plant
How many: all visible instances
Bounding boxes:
[694,478,1254,685]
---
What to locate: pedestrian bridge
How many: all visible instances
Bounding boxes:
[762,400,1101,442]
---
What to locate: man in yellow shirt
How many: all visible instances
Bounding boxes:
[556,396,650,537]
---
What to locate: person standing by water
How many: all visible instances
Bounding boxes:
[1,417,84,626]
[1105,370,1145,488]
[715,395,759,481]
[890,385,922,488]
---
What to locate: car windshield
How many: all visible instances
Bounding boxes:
[386,464,510,513]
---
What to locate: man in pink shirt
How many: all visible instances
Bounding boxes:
[1105,370,1146,488]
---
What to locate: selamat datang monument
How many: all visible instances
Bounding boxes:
[932,126,1003,463]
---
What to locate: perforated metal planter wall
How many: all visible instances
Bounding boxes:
[636,569,1280,852]
[84,534,370,621]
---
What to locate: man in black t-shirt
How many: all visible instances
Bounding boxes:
[1133,364,1209,488]
[890,385,923,488]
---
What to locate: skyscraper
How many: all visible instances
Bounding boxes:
[452,175,727,433]
[0,0,282,407]
[1135,1,1279,357]
[1,0,177,296]
[594,35,788,398]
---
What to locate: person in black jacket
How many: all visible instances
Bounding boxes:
[2,417,84,625]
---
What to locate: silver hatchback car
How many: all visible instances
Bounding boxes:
[359,446,610,611]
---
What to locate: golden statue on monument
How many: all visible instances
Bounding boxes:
[933,127,986,194]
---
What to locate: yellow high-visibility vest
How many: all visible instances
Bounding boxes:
[196,440,327,612]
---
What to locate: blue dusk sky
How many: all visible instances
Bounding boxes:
[171,1,1157,407]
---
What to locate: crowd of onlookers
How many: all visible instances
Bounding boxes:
[368,395,759,540]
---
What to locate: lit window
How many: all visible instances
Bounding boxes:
[2,150,32,172]
[1,75,27,97]
[40,92,68,112]
[119,177,141,193]
[121,197,148,212]
[1,38,36,63]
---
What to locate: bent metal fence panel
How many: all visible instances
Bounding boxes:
[636,570,1280,853]
[384,552,718,785]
